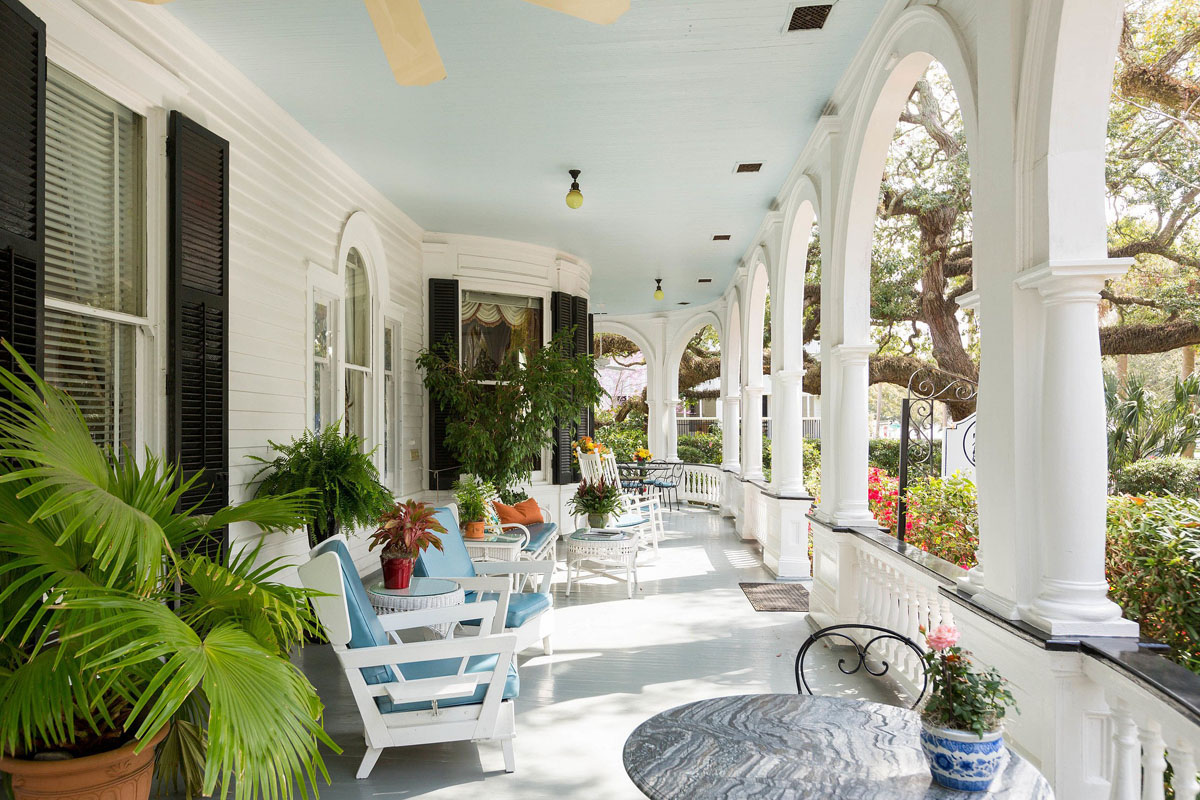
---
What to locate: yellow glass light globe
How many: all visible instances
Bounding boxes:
[565,189,584,209]
[654,288,665,301]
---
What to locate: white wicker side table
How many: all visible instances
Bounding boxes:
[365,577,465,639]
[565,529,639,599]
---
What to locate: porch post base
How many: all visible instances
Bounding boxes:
[965,588,1022,621]
[1022,580,1139,637]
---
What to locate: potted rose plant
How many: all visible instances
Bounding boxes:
[568,478,622,528]
[453,477,493,540]
[918,625,1017,791]
[369,500,446,589]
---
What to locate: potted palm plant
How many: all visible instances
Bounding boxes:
[369,500,446,589]
[249,422,394,547]
[453,478,492,540]
[0,345,331,800]
[917,625,1018,791]
[568,478,622,528]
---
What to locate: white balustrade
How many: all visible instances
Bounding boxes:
[680,463,722,505]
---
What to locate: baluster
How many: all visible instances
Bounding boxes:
[1109,702,1142,800]
[855,551,869,625]
[1139,721,1166,800]
[1168,742,1198,800]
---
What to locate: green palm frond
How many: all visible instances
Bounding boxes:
[65,599,334,800]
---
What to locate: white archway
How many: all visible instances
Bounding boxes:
[776,178,820,373]
[665,309,723,461]
[592,318,659,457]
[745,255,771,390]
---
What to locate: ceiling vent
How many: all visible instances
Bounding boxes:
[735,162,763,173]
[787,3,833,32]
[712,234,731,241]
[698,278,713,284]
[677,301,691,306]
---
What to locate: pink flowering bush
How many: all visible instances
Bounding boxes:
[867,467,980,570]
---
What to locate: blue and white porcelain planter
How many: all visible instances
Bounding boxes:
[919,723,1005,791]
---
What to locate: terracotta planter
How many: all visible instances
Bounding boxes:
[382,555,415,589]
[0,725,168,800]
[464,521,486,539]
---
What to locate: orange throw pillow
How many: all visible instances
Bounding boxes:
[494,498,544,526]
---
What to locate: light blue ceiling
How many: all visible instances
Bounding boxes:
[165,0,886,315]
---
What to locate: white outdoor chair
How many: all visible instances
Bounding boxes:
[573,453,661,554]
[297,537,520,779]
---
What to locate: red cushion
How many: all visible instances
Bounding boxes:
[494,498,543,525]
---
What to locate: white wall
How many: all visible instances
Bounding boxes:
[37,0,592,576]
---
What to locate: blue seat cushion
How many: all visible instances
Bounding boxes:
[375,653,519,714]
[522,522,558,554]
[415,507,478,579]
[462,591,553,629]
[613,513,648,528]
[311,538,396,687]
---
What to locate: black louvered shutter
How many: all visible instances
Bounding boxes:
[0,0,45,380]
[427,278,460,490]
[550,291,575,484]
[168,112,229,559]
[586,312,595,437]
[572,295,590,472]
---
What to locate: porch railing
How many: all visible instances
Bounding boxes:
[809,519,1200,799]
[679,462,722,505]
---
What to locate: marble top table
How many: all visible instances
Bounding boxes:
[622,694,1053,799]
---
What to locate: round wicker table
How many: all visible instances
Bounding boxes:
[565,529,639,598]
[365,577,465,639]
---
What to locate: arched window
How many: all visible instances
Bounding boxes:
[343,247,372,445]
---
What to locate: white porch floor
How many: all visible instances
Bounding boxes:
[294,506,890,799]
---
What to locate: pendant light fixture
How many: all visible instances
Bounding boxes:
[653,278,664,301]
[565,169,583,209]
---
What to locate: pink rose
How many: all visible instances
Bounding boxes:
[926,624,960,651]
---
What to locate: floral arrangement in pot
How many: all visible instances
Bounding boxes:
[568,478,622,528]
[918,625,1017,791]
[453,477,494,540]
[369,500,446,589]
[571,435,609,461]
[634,447,652,463]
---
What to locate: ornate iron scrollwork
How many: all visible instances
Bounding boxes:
[794,624,929,710]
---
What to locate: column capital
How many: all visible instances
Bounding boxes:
[955,289,982,312]
[743,384,765,396]
[832,343,873,365]
[723,394,742,405]
[773,369,805,383]
[1015,259,1133,303]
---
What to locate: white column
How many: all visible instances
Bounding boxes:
[721,394,741,471]
[771,369,808,494]
[952,290,989,598]
[666,397,680,461]
[1015,260,1138,636]
[742,385,765,481]
[831,344,877,527]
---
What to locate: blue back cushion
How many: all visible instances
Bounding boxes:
[312,538,396,686]
[414,507,478,579]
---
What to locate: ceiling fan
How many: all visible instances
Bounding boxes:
[132,0,630,86]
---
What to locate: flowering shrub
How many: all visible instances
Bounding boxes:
[867,467,900,531]
[919,625,1016,736]
[678,431,722,464]
[1106,493,1200,672]
[868,469,979,570]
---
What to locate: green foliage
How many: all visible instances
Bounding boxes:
[595,411,649,462]
[867,438,943,477]
[920,632,1017,737]
[1106,494,1200,672]
[1113,456,1200,497]
[677,431,722,464]
[418,328,603,493]
[568,479,622,517]
[1106,373,1200,472]
[452,477,493,523]
[905,473,980,569]
[369,500,446,559]
[0,344,331,800]
[249,422,393,547]
[803,438,822,501]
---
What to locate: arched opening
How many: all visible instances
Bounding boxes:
[592,329,650,462]
[723,298,744,469]
[674,322,721,464]
[781,204,823,498]
[744,262,771,479]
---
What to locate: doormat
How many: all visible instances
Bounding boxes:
[739,582,809,612]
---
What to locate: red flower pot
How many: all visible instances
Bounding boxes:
[382,556,415,589]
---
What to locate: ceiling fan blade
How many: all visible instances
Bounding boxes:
[521,0,629,25]
[362,0,447,85]
[126,0,175,4]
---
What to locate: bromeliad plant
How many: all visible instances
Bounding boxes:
[369,500,446,559]
[919,625,1017,737]
[0,345,333,799]
[568,478,622,524]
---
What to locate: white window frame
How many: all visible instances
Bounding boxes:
[455,277,552,483]
[382,317,403,490]
[42,61,164,462]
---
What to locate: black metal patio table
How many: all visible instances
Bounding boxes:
[622,694,1053,799]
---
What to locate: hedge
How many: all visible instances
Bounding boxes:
[1112,457,1200,498]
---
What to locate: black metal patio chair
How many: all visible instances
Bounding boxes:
[794,623,928,710]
